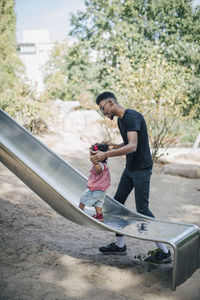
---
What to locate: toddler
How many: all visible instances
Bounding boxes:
[79,143,111,221]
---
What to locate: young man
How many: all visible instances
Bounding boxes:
[90,91,172,264]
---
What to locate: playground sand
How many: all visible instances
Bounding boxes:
[0,128,200,300]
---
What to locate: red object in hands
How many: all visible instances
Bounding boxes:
[94,145,98,151]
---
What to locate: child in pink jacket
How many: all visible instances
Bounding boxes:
[79,143,111,221]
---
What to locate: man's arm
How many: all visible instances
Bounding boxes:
[91,131,138,164]
[107,142,125,150]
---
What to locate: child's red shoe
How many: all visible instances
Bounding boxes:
[93,213,103,221]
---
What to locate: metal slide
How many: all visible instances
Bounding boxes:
[0,109,199,290]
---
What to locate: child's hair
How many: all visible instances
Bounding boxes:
[91,143,109,163]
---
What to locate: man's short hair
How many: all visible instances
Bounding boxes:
[96,91,117,105]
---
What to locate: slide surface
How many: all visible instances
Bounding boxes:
[0,109,199,290]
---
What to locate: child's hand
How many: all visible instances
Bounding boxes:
[90,154,98,164]
[93,162,103,174]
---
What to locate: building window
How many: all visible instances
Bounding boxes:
[17,43,36,55]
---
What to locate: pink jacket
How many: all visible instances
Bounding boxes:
[87,162,111,191]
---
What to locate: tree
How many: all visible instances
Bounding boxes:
[0,0,48,133]
[43,40,97,102]
[0,0,22,107]
[107,51,193,159]
[70,1,200,61]
[69,0,200,117]
[43,0,200,157]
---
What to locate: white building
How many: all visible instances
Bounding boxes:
[17,30,54,92]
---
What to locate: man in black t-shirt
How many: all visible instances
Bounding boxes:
[118,108,153,170]
[91,91,172,264]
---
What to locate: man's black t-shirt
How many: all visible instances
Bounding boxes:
[118,109,153,170]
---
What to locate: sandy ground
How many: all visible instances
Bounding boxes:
[0,110,200,300]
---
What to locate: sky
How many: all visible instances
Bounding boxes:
[15,0,85,42]
[15,0,200,43]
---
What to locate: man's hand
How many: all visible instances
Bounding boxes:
[90,151,107,164]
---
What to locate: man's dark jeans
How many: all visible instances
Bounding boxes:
[114,166,154,237]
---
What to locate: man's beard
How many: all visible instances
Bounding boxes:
[110,114,115,120]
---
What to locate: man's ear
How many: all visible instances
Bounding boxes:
[109,99,115,106]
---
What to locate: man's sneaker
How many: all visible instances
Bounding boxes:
[99,242,127,255]
[144,248,172,264]
[93,213,103,221]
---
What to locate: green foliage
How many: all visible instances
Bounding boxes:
[1,81,48,134]
[43,0,200,157]
[0,0,23,94]
[69,0,200,118]
[43,41,95,101]
[106,52,194,159]
[0,0,48,134]
[178,119,200,144]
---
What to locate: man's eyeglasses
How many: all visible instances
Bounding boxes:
[100,100,109,113]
